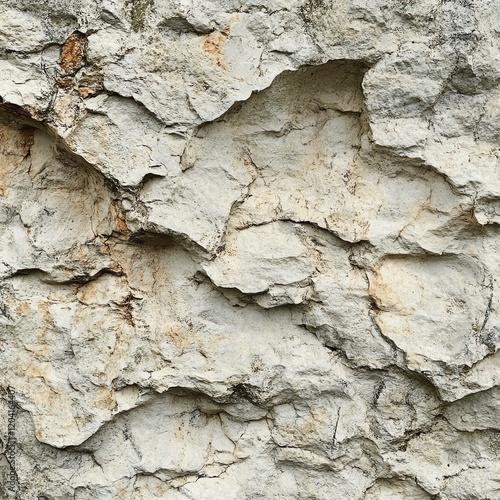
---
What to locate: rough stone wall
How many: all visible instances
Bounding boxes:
[0,0,499,498]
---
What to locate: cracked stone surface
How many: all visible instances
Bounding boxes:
[0,0,500,498]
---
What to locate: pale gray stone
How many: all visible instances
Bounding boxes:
[1,0,500,498]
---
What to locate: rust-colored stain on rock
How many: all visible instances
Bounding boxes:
[112,200,129,234]
[59,32,87,75]
[77,86,94,98]
[202,31,228,68]
[201,14,240,68]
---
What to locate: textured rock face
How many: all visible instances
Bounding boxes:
[1,0,500,498]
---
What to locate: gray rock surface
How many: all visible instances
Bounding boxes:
[0,0,500,498]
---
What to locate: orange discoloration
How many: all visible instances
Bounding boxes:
[116,215,129,234]
[201,14,241,68]
[59,32,87,75]
[77,86,93,98]
[112,201,129,234]
[202,31,228,68]
[76,69,105,98]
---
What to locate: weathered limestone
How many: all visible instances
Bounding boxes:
[1,0,500,498]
